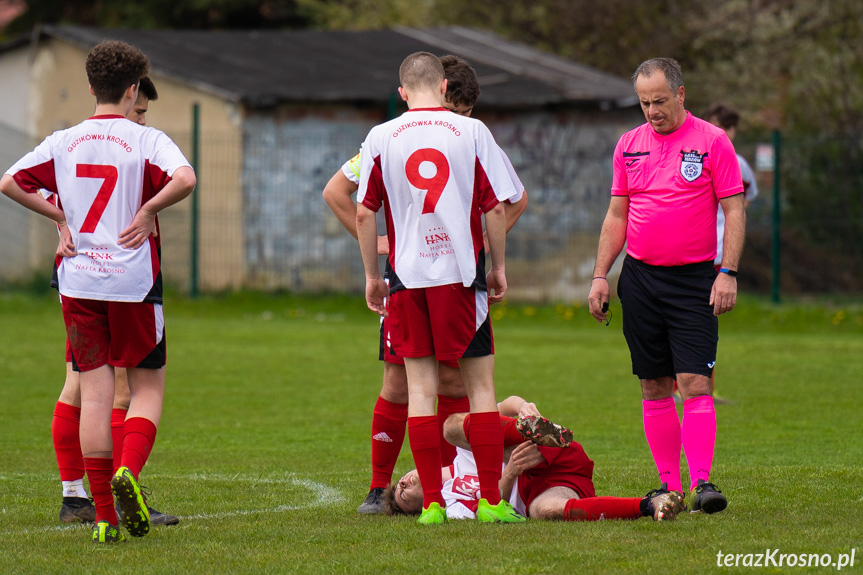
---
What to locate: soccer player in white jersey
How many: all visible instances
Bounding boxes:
[51,75,178,528]
[1,41,196,543]
[356,52,521,524]
[323,54,528,515]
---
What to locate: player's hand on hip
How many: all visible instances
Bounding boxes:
[486,268,507,304]
[710,273,738,316]
[56,221,77,257]
[588,277,609,323]
[119,209,157,250]
[366,277,389,317]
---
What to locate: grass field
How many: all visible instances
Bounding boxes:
[1,291,861,574]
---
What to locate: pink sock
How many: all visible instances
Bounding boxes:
[682,395,716,491]
[642,398,682,492]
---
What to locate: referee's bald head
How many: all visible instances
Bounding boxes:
[399,52,445,93]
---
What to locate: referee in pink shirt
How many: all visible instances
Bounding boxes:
[588,58,745,515]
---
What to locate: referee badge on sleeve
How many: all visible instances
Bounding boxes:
[680,150,707,182]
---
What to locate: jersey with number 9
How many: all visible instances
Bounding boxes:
[357,108,518,289]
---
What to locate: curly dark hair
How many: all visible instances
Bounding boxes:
[85,40,150,104]
[440,54,481,110]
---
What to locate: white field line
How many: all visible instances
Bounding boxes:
[0,473,345,535]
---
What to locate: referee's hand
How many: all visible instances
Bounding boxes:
[588,277,609,323]
[710,273,738,316]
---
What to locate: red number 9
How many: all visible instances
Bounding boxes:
[405,148,450,214]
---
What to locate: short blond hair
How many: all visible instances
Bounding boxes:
[399,52,444,93]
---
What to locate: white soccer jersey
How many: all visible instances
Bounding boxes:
[357,108,519,289]
[5,115,191,302]
[442,447,525,519]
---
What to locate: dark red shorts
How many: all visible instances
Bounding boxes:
[518,442,596,514]
[61,296,166,372]
[379,314,458,368]
[386,284,493,361]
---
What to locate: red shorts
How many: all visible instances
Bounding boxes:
[387,284,493,361]
[518,442,596,514]
[379,315,459,368]
[65,338,73,363]
[61,296,166,372]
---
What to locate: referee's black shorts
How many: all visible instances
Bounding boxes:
[617,255,718,380]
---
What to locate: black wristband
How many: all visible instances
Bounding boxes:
[719,267,738,277]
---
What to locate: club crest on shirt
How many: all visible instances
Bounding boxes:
[680,150,707,182]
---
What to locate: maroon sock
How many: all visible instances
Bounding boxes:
[467,411,504,505]
[408,415,445,509]
[52,402,85,482]
[564,497,642,521]
[110,408,127,473]
[84,457,117,523]
[120,417,157,479]
[437,395,470,467]
[369,396,408,490]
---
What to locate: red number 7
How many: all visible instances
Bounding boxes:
[405,149,450,214]
[77,164,118,233]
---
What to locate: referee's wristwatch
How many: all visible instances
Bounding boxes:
[719,267,738,277]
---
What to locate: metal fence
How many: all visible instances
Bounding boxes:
[2,121,861,300]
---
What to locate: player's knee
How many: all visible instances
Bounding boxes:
[529,498,566,521]
[443,412,468,446]
[381,363,409,402]
[437,364,465,396]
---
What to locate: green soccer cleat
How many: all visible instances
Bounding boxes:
[417,502,447,525]
[111,466,151,537]
[92,520,126,544]
[476,498,526,523]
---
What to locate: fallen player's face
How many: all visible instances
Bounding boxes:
[394,469,424,514]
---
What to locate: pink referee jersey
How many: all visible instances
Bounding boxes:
[357,107,518,288]
[5,115,191,303]
[611,111,743,266]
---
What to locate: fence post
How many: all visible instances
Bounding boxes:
[190,103,200,298]
[770,129,781,303]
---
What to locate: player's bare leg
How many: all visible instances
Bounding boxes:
[79,365,119,529]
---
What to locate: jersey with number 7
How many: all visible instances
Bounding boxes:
[5,114,191,303]
[357,107,519,289]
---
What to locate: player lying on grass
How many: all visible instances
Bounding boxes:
[322,54,527,515]
[384,396,685,522]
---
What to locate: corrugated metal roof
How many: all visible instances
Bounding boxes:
[25,25,636,109]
